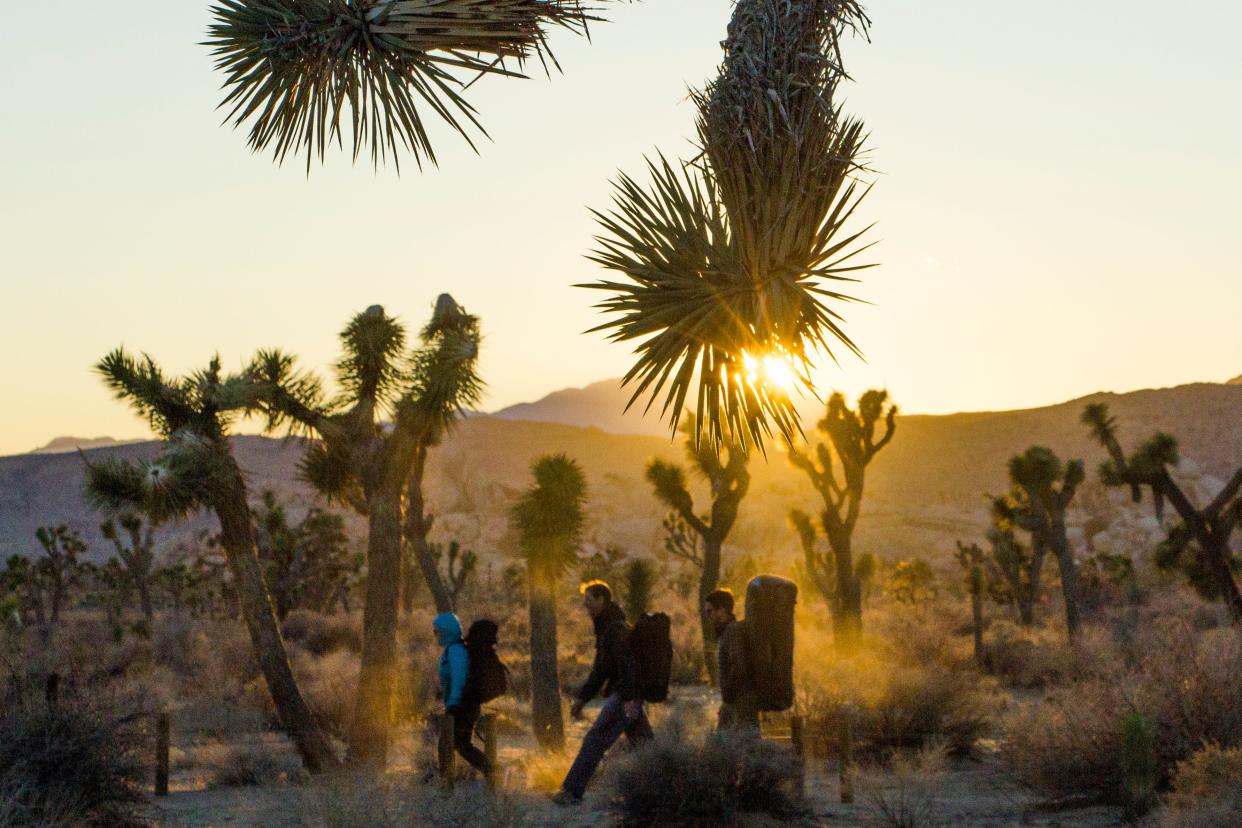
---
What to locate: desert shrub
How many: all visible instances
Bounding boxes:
[202,739,301,787]
[1166,744,1242,811]
[521,749,574,794]
[174,696,268,741]
[0,699,146,827]
[282,610,362,656]
[608,731,803,827]
[801,654,997,758]
[1005,622,1242,803]
[1157,784,1242,828]
[669,622,706,685]
[859,744,947,828]
[290,649,357,739]
[983,622,1084,688]
[304,773,526,828]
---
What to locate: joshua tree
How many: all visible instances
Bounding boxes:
[249,296,481,765]
[995,447,1084,639]
[955,541,985,666]
[206,0,604,170]
[582,0,874,450]
[984,520,1040,626]
[424,540,477,611]
[511,453,587,751]
[646,419,749,682]
[33,526,87,624]
[100,514,156,624]
[82,350,339,772]
[1083,403,1242,620]
[621,557,657,621]
[2,555,46,627]
[787,390,895,648]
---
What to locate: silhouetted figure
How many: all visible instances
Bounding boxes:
[554,581,651,805]
[704,589,759,732]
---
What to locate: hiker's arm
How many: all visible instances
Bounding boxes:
[446,644,468,709]
[577,638,607,704]
[616,624,639,702]
[719,627,746,703]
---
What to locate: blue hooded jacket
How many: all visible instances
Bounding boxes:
[434,612,469,709]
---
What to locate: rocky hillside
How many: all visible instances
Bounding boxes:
[2,382,1240,568]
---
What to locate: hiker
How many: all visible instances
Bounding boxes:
[704,588,759,732]
[433,612,492,777]
[554,580,652,805]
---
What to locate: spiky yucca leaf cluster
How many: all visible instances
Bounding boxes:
[85,353,258,521]
[511,453,587,582]
[207,0,598,170]
[583,0,874,451]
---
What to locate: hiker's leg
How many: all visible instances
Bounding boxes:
[623,701,653,745]
[561,694,627,798]
[452,705,491,775]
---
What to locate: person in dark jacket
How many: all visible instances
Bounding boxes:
[553,580,652,805]
[704,588,759,732]
[433,612,491,776]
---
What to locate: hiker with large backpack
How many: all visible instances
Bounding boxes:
[703,588,759,732]
[553,580,663,805]
[434,613,506,778]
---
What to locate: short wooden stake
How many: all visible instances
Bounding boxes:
[790,715,806,799]
[838,714,854,804]
[482,713,498,784]
[44,672,60,708]
[155,710,170,797]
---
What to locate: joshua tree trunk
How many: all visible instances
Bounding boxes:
[405,448,454,614]
[826,526,861,649]
[699,535,723,684]
[968,566,984,666]
[1048,519,1081,638]
[1018,539,1046,626]
[349,485,404,767]
[1203,533,1242,622]
[528,577,564,750]
[213,476,339,772]
[136,580,154,625]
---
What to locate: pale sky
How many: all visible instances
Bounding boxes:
[1,1,1239,456]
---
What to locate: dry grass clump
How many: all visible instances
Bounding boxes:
[0,697,147,827]
[302,772,526,828]
[982,621,1088,688]
[202,739,303,788]
[1005,621,1242,803]
[858,744,948,828]
[521,749,574,794]
[282,610,362,656]
[607,731,803,827]
[1166,744,1242,811]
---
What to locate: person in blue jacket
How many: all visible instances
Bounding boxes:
[434,612,491,776]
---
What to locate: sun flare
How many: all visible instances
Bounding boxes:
[742,349,800,395]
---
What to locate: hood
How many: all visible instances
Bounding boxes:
[433,612,463,647]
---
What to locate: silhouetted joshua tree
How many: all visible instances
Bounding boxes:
[647,418,749,682]
[787,390,895,648]
[426,540,477,610]
[582,0,874,450]
[100,514,156,624]
[32,526,87,625]
[511,453,586,750]
[83,351,339,772]
[1083,403,1242,620]
[984,520,1039,626]
[249,296,481,766]
[994,446,1084,639]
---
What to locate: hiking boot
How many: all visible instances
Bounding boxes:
[550,790,581,807]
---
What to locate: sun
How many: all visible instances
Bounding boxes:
[742,349,799,394]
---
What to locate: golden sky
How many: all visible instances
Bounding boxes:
[1,1,1239,456]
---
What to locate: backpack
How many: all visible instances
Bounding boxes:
[462,619,508,705]
[630,612,673,704]
[744,575,798,712]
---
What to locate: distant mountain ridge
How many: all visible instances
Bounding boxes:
[4,379,1240,565]
[29,436,144,454]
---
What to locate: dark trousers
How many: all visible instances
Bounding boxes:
[451,704,491,775]
[717,696,760,732]
[561,694,652,799]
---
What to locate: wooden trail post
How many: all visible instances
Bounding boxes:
[155,710,170,797]
[790,715,806,798]
[44,672,60,708]
[838,714,854,804]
